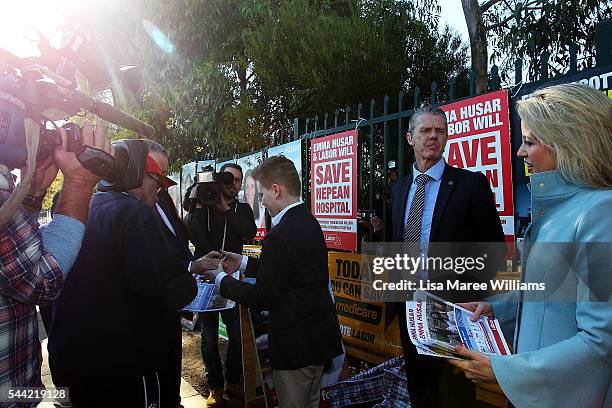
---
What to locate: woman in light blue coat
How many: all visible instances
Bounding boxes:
[448,83,612,408]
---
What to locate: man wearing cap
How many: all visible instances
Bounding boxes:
[49,140,198,407]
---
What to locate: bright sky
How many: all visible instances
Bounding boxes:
[0,0,70,58]
[440,0,469,42]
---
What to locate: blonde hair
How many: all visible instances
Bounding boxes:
[517,83,612,188]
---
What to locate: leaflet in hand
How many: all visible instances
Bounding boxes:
[406,290,510,359]
[182,269,240,312]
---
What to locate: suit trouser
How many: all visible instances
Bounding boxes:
[157,314,183,407]
[398,306,477,408]
[273,363,324,408]
[54,370,161,408]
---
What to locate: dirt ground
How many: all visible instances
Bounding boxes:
[181,327,243,407]
[181,328,208,395]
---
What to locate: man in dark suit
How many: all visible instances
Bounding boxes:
[391,105,505,407]
[199,156,343,408]
[49,140,197,407]
[147,141,194,408]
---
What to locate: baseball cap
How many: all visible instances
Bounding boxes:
[145,155,176,189]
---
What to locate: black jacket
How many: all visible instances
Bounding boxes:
[391,163,506,302]
[188,201,257,257]
[49,192,197,378]
[391,163,505,408]
[219,203,343,370]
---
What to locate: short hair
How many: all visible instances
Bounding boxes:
[252,155,301,196]
[143,139,167,156]
[220,163,243,178]
[408,105,448,134]
[517,83,612,188]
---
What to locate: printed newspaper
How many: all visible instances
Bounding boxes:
[406,290,511,359]
[182,267,240,312]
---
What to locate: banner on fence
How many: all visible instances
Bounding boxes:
[218,153,266,239]
[329,251,402,364]
[311,130,358,251]
[268,139,303,200]
[440,89,515,238]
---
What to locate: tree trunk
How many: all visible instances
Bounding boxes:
[462,0,489,94]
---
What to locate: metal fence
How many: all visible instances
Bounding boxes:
[287,19,612,243]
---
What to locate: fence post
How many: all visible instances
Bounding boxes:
[334,109,339,128]
[293,118,299,140]
[383,95,390,239]
[305,118,310,135]
[413,86,421,108]
[369,98,376,214]
[490,64,501,91]
[469,69,476,96]
[345,106,351,126]
[324,112,329,130]
[430,82,438,104]
[314,115,319,132]
[515,59,523,86]
[357,102,364,219]
[596,19,612,67]
[569,43,578,73]
[539,51,550,80]
[398,91,405,178]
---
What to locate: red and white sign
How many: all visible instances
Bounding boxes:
[440,90,515,238]
[311,130,358,251]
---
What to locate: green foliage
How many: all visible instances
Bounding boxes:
[481,0,611,79]
[65,0,468,170]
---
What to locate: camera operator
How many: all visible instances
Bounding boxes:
[0,121,111,403]
[187,163,256,406]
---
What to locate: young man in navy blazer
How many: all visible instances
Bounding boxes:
[199,155,343,408]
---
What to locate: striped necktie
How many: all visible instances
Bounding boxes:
[400,174,430,284]
[404,174,431,245]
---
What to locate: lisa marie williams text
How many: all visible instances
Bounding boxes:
[373,279,546,292]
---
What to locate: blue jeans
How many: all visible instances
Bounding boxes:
[200,307,242,389]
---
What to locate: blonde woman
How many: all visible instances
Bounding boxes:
[447,83,612,407]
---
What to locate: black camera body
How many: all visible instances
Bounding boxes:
[194,169,234,207]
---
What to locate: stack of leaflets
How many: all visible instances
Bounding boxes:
[182,269,240,312]
[406,290,511,359]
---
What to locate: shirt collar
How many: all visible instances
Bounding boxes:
[272,201,303,226]
[413,158,445,182]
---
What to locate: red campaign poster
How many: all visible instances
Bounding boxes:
[310,130,358,251]
[440,89,515,239]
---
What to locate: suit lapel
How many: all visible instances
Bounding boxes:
[430,164,457,241]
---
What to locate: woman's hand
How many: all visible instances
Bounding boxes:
[447,345,497,383]
[457,302,494,322]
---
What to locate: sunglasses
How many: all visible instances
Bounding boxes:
[147,174,164,192]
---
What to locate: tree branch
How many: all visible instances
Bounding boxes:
[481,0,502,13]
[486,14,514,30]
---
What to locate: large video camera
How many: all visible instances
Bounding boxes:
[0,30,154,177]
[192,166,234,207]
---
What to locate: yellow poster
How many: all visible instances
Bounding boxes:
[328,252,402,364]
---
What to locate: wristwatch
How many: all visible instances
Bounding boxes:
[23,194,45,209]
